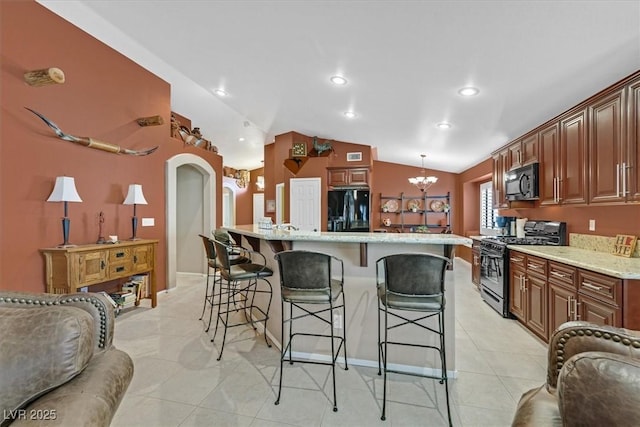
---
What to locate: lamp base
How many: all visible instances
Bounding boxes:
[128,237,142,241]
[57,243,78,248]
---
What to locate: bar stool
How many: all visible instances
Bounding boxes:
[198,234,249,332]
[376,252,452,425]
[273,250,348,412]
[211,238,273,360]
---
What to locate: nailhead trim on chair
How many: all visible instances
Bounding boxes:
[554,326,640,374]
[0,296,108,348]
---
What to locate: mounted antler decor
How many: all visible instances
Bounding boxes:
[25,107,158,156]
[24,67,65,86]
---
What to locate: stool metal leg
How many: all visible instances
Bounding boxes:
[275,298,285,406]
[330,303,338,412]
[199,264,211,321]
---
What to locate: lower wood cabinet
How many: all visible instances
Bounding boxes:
[511,251,634,343]
[509,253,548,341]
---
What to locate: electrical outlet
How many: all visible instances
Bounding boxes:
[333,313,343,329]
[142,217,155,227]
[589,219,596,231]
[80,287,88,293]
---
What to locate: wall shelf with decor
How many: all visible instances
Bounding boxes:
[380,192,450,232]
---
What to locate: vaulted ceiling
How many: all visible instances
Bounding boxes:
[39,1,640,173]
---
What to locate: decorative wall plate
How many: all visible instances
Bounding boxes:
[429,200,444,212]
[383,200,398,212]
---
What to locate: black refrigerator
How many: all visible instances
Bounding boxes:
[327,189,370,232]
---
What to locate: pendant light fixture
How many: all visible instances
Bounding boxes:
[408,154,438,192]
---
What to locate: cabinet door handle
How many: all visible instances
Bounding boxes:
[582,282,603,291]
[567,296,573,317]
[115,251,125,258]
[116,266,125,273]
[622,162,628,195]
[616,163,621,197]
[518,151,522,165]
[575,300,580,320]
[134,255,138,264]
[511,257,524,263]
[557,178,562,201]
[527,263,542,270]
[100,260,106,270]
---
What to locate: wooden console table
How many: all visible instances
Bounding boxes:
[40,239,159,308]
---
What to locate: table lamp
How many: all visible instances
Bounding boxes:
[47,176,82,247]
[123,184,147,240]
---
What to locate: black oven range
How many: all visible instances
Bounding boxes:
[479,221,567,317]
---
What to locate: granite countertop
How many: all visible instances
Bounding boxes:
[224,225,472,246]
[507,245,640,280]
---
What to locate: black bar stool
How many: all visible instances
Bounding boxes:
[376,252,452,425]
[273,250,348,412]
[211,238,273,360]
[198,234,249,332]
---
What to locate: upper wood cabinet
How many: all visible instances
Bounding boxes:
[588,88,626,204]
[627,77,640,201]
[559,109,588,205]
[492,70,640,208]
[508,132,539,170]
[492,149,509,208]
[539,123,560,205]
[328,168,369,187]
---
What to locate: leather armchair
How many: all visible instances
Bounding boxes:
[512,321,640,427]
[0,291,133,427]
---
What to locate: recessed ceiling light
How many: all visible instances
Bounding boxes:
[343,111,357,119]
[330,75,348,85]
[458,86,479,96]
[238,137,245,142]
[436,122,451,129]
[214,88,228,97]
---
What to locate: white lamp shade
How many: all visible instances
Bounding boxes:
[123,184,148,205]
[47,176,82,202]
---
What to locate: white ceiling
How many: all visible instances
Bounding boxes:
[38,1,640,173]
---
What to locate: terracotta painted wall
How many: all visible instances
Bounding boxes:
[0,1,223,293]
[372,160,458,233]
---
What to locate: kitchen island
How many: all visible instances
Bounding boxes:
[222,225,471,376]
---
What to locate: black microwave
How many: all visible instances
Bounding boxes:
[504,163,539,201]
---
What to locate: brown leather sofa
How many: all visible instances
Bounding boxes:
[512,321,640,427]
[0,291,133,427]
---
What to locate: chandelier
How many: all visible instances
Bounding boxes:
[408,154,438,192]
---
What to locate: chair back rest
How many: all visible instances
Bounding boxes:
[199,234,216,261]
[378,253,449,296]
[212,239,233,270]
[213,229,234,246]
[275,250,331,290]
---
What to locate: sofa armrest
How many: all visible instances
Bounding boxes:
[546,321,640,388]
[557,351,640,426]
[0,291,115,354]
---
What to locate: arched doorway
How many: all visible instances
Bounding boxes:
[166,153,216,290]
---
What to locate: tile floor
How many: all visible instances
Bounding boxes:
[111,259,546,426]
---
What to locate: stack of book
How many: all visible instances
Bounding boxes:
[109,290,136,310]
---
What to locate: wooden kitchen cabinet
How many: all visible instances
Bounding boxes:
[539,123,561,206]
[328,168,369,187]
[41,239,159,308]
[627,76,640,201]
[559,109,589,205]
[508,132,539,170]
[588,88,627,204]
[492,149,509,208]
[509,252,549,341]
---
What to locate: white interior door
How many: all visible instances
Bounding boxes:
[275,183,284,225]
[253,193,265,224]
[290,178,321,231]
